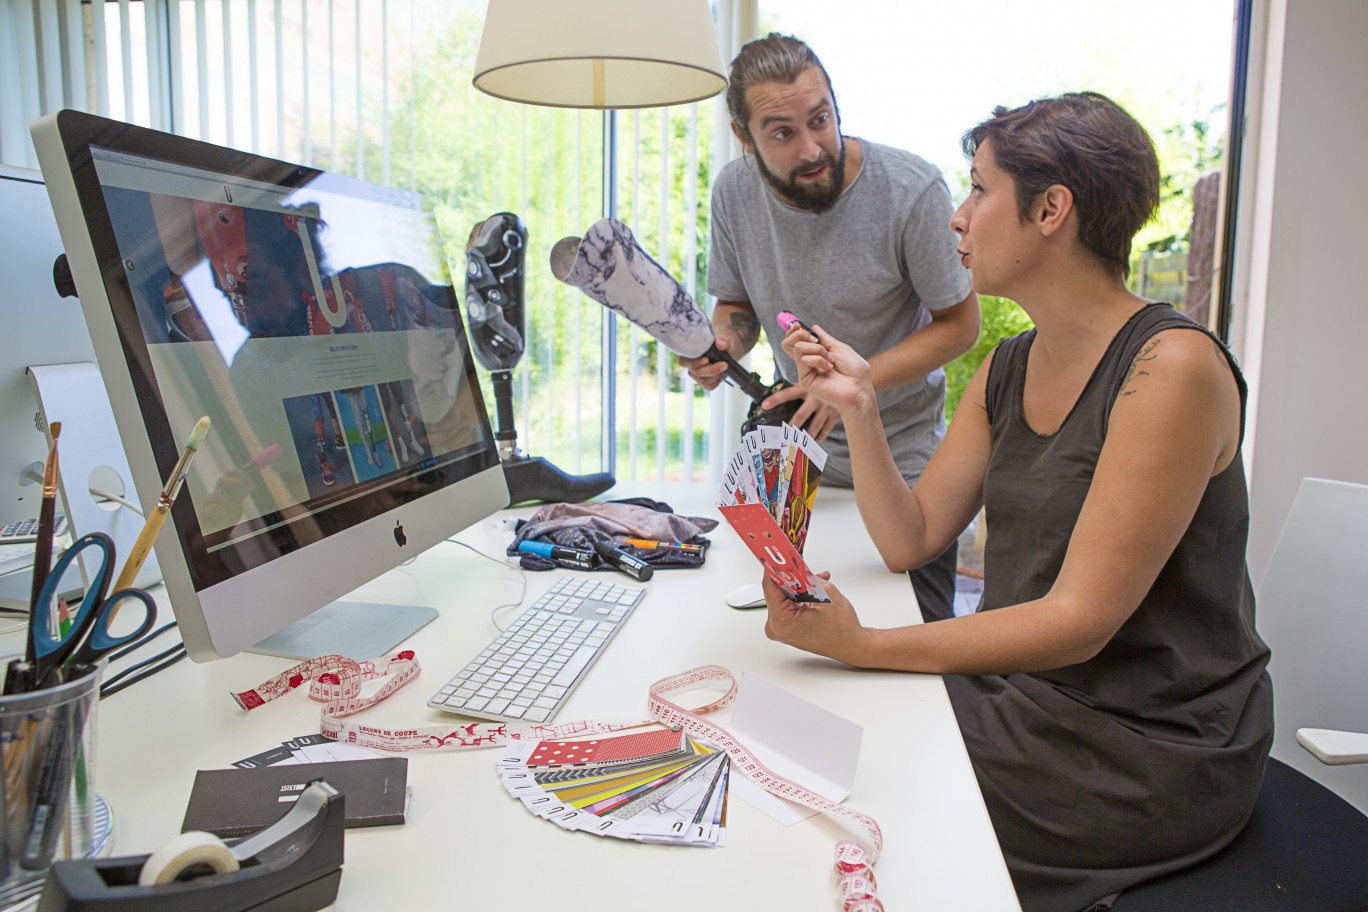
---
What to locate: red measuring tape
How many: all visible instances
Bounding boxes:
[233,655,884,907]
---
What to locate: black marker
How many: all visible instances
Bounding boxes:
[593,540,653,582]
[20,699,88,870]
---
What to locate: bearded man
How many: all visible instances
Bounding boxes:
[680,33,979,622]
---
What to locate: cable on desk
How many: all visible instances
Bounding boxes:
[98,620,187,699]
[442,537,528,632]
[107,620,179,662]
[100,643,187,698]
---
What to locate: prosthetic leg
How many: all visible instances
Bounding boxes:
[550,217,799,435]
[465,212,614,505]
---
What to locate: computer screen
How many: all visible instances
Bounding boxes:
[31,110,509,661]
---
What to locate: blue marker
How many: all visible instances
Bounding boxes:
[517,540,595,569]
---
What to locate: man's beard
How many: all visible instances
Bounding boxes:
[754,139,847,214]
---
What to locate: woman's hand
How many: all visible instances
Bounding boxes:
[780,324,877,416]
[762,571,869,666]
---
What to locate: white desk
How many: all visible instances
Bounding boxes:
[4,482,1020,910]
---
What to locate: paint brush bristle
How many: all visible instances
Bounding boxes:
[185,415,211,451]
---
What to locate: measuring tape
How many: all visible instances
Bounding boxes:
[233,655,884,908]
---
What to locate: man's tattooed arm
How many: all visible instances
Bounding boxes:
[727,310,762,352]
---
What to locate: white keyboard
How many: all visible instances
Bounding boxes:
[427,575,646,723]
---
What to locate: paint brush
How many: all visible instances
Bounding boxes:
[26,421,61,644]
[110,416,211,596]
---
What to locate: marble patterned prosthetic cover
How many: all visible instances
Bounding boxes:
[550,218,716,359]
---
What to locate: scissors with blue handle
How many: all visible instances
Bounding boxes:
[31,532,157,688]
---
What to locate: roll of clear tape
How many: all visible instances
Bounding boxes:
[137,830,240,886]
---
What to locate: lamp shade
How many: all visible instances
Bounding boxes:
[473,0,727,109]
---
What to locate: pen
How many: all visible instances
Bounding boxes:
[517,540,595,570]
[26,421,62,650]
[620,538,704,554]
[110,416,211,597]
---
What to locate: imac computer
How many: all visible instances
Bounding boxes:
[30,110,510,661]
[0,165,96,529]
[0,164,160,608]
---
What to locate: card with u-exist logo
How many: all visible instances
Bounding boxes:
[717,501,830,603]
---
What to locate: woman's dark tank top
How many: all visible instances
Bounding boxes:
[946,302,1273,912]
[980,302,1268,730]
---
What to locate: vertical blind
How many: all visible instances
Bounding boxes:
[0,0,755,484]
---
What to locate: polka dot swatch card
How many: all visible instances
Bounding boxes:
[523,728,689,767]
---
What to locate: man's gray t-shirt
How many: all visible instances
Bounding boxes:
[708,138,972,486]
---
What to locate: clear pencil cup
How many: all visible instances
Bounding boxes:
[0,658,103,907]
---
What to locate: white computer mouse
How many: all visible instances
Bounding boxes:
[724,581,766,609]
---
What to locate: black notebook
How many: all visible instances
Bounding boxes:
[181,757,409,838]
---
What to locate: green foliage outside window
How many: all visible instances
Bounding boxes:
[944,296,1034,420]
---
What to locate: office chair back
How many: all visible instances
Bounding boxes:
[1257,476,1368,813]
[1109,476,1368,911]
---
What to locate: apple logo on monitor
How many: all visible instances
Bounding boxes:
[393,520,407,547]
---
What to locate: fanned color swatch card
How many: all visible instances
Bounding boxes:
[717,423,829,603]
[497,728,729,846]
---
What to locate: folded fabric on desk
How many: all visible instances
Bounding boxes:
[510,497,716,571]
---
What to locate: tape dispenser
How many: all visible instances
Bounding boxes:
[36,780,344,912]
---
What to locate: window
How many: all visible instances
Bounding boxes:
[762,0,1240,414]
[1,0,728,483]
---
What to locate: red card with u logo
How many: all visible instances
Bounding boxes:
[718,502,830,603]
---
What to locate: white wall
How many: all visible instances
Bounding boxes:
[1237,0,1368,585]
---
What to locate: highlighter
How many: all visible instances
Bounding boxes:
[517,540,595,570]
[777,311,820,342]
[593,540,654,582]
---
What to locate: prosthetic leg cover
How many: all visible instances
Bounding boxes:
[550,218,716,359]
[551,217,803,435]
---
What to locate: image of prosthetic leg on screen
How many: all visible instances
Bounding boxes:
[310,392,347,487]
[337,386,394,479]
[550,217,799,436]
[379,380,429,466]
[282,392,357,498]
[465,211,613,505]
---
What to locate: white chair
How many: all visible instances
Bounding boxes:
[1111,477,1368,911]
[1258,477,1368,799]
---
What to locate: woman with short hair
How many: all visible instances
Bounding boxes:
[768,92,1273,912]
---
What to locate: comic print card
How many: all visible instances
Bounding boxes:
[723,445,761,507]
[718,501,830,603]
[742,430,772,516]
[759,425,786,517]
[774,422,802,522]
[779,426,828,553]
